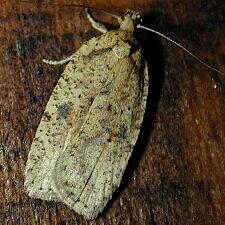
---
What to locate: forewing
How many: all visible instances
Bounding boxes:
[24,43,120,200]
[53,56,148,218]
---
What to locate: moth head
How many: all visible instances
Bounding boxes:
[120,10,141,33]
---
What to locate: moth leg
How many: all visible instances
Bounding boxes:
[43,9,109,65]
[42,53,76,65]
[85,8,108,33]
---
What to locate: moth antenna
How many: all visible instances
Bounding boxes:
[137,24,224,75]
[20,1,121,21]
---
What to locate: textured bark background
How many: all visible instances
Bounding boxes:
[0,0,224,224]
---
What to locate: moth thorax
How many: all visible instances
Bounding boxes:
[120,11,141,33]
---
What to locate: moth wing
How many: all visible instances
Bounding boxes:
[24,37,122,200]
[53,57,148,218]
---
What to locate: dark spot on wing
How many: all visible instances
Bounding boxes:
[57,102,72,119]
[43,111,51,120]
[118,124,127,139]
[107,104,112,111]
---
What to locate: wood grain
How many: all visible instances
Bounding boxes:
[0,0,224,224]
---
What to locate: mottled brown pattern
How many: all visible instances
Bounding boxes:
[0,0,224,224]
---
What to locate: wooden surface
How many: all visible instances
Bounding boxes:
[0,0,225,224]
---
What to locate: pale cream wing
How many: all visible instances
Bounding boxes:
[53,57,148,218]
[24,39,121,200]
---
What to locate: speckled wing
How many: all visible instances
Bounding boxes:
[52,53,148,219]
[24,30,138,201]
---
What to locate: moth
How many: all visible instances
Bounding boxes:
[24,4,224,219]
[25,9,148,219]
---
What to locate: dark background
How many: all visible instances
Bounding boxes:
[0,0,224,224]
